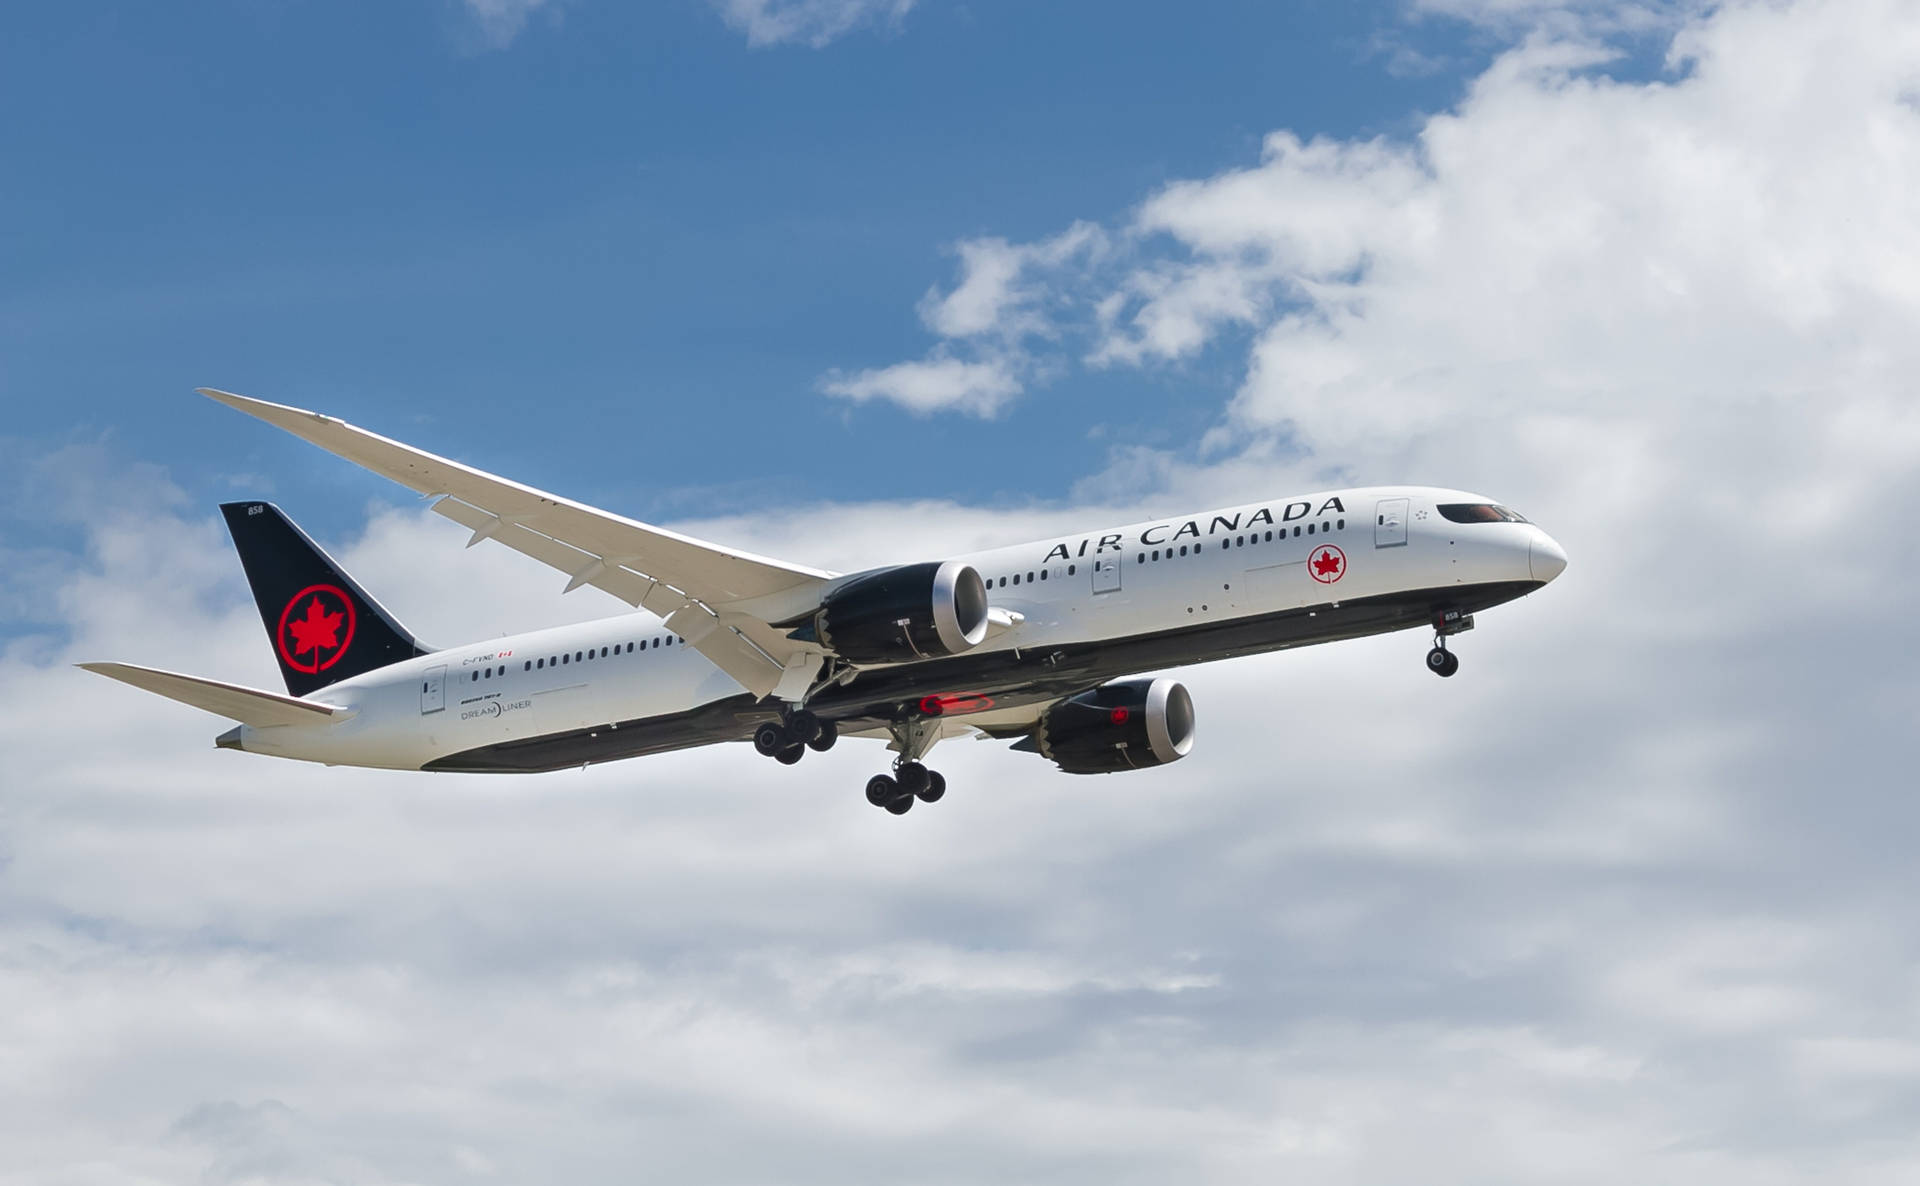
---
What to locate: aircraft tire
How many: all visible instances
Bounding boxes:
[786,710,822,744]
[884,794,914,816]
[895,762,930,798]
[916,770,946,803]
[775,744,805,765]
[866,774,899,807]
[806,721,838,753]
[1427,648,1459,678]
[754,722,791,757]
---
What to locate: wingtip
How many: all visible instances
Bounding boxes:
[201,387,340,426]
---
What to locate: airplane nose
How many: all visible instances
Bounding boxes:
[1530,532,1569,583]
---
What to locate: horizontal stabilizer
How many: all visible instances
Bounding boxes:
[77,662,350,728]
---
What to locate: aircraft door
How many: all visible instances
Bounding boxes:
[1092,554,1123,594]
[1375,498,1409,548]
[420,664,446,714]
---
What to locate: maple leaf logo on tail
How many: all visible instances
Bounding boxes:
[275,584,358,673]
[287,597,343,655]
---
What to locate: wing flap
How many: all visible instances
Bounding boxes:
[432,496,659,606]
[79,662,350,728]
[433,495,792,695]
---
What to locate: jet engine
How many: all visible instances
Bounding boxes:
[811,561,990,664]
[1020,676,1195,774]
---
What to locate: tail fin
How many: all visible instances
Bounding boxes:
[220,501,429,695]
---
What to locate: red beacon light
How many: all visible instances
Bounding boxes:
[1110,706,1130,724]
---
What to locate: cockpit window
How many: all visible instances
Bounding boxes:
[1437,503,1529,524]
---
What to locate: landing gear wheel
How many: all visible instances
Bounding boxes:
[916,770,947,803]
[805,721,838,753]
[775,744,805,765]
[1426,646,1459,678]
[894,762,931,798]
[884,795,914,816]
[753,722,792,757]
[865,774,899,807]
[785,710,822,745]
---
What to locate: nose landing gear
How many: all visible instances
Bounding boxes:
[1426,609,1473,678]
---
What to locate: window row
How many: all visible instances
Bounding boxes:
[987,563,1075,589]
[467,635,685,682]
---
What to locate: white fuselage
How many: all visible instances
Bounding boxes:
[229,486,1564,771]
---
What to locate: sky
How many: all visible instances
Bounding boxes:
[4,0,1920,1182]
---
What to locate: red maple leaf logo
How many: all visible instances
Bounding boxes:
[286,596,344,656]
[1312,549,1343,578]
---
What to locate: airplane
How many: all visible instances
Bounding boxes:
[81,389,1569,815]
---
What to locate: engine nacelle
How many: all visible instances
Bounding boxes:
[813,561,989,664]
[1024,677,1195,774]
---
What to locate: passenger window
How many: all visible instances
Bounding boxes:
[601,647,609,658]
[1039,570,1048,581]
[1337,518,1345,530]
[1179,545,1188,556]
[627,642,635,653]
[1293,526,1302,537]
[1012,574,1020,585]
[1307,524,1315,535]
[1068,564,1076,575]
[1027,572,1035,583]
[1137,553,1145,564]
[1265,530,1273,541]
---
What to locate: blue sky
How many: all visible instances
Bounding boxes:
[4,0,1501,537]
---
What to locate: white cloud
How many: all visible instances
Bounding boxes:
[918,222,1107,340]
[817,224,1105,417]
[716,0,916,49]
[460,0,557,48]
[819,351,1024,416]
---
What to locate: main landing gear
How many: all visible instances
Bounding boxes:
[861,716,948,816]
[753,709,837,766]
[865,762,947,816]
[751,708,950,817]
[1426,609,1473,679]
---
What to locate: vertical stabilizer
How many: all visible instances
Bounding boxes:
[220,501,428,695]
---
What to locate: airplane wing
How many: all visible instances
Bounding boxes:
[201,389,835,698]
[78,662,351,728]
